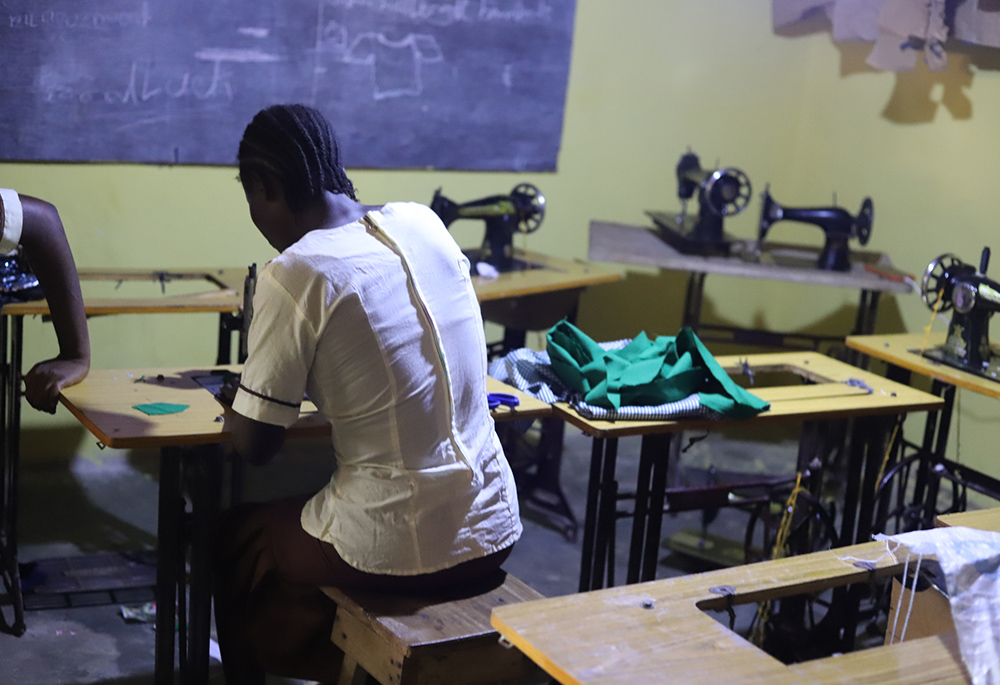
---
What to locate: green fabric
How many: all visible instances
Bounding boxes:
[133,402,189,416]
[546,321,769,419]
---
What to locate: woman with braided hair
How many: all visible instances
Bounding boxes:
[213,104,522,683]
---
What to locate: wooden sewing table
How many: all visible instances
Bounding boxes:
[491,507,999,685]
[846,332,1000,529]
[0,267,245,636]
[589,221,913,351]
[555,351,942,594]
[56,367,546,685]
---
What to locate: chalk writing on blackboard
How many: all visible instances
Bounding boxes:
[0,1,576,171]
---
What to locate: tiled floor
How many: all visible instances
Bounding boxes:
[0,422,813,684]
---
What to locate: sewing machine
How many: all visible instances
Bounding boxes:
[430,184,545,272]
[919,247,1000,381]
[0,253,41,302]
[646,150,752,255]
[757,186,874,272]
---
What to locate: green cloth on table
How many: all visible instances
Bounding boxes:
[546,321,769,419]
[132,402,189,416]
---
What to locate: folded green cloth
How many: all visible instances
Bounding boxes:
[133,402,189,416]
[546,321,769,419]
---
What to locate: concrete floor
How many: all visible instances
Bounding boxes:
[0,422,805,684]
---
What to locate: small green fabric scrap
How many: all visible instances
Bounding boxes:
[546,320,769,419]
[133,402,189,416]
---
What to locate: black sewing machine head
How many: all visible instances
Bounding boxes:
[430,183,544,272]
[646,150,752,255]
[0,252,42,303]
[757,186,873,272]
[920,247,1000,380]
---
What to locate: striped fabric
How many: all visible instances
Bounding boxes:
[573,394,717,421]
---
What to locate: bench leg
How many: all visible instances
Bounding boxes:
[336,653,371,685]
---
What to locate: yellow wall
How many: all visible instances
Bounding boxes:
[5,2,1000,475]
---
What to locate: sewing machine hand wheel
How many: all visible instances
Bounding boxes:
[854,198,873,245]
[921,253,963,311]
[703,168,751,216]
[511,183,545,233]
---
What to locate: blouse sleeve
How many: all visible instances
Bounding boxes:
[0,188,24,256]
[231,264,317,428]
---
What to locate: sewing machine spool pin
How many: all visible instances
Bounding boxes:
[430,184,545,272]
[757,185,873,272]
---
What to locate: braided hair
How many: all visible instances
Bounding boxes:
[238,104,357,211]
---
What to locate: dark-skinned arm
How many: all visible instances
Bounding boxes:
[18,195,90,414]
[226,408,286,467]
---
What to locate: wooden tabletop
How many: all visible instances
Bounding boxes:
[2,254,620,319]
[846,332,1000,400]
[492,508,1000,685]
[589,221,914,294]
[1,267,246,316]
[554,351,943,439]
[58,367,550,449]
[471,249,620,303]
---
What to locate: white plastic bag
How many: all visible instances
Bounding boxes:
[875,527,1000,685]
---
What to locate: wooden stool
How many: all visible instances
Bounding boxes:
[321,570,544,685]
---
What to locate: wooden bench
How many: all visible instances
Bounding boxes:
[322,570,545,685]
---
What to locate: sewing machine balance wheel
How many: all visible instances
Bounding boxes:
[921,253,963,311]
[855,197,874,245]
[511,183,545,233]
[703,168,751,216]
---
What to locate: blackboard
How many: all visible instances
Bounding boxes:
[0,1,576,171]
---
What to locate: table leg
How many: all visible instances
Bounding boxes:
[682,272,706,331]
[838,419,867,549]
[855,415,896,546]
[155,446,182,685]
[626,438,655,585]
[640,434,672,583]
[579,437,618,592]
[912,382,955,526]
[0,314,25,636]
[626,433,674,585]
[185,444,223,685]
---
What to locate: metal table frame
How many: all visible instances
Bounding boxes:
[0,267,247,636]
[846,332,1000,533]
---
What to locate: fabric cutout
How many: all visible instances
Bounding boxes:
[132,402,189,415]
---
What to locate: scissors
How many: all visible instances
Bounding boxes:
[487,392,520,410]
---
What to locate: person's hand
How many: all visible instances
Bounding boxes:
[218,372,240,407]
[23,357,90,414]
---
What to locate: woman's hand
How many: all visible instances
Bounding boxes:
[23,356,90,414]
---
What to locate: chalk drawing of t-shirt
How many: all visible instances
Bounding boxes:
[345,33,443,100]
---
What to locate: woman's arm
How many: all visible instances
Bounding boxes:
[18,194,90,413]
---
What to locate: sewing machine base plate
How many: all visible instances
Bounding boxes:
[921,346,1000,384]
[463,249,544,275]
[647,211,734,256]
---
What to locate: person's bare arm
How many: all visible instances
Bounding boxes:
[226,410,286,466]
[17,195,90,413]
[217,377,286,466]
